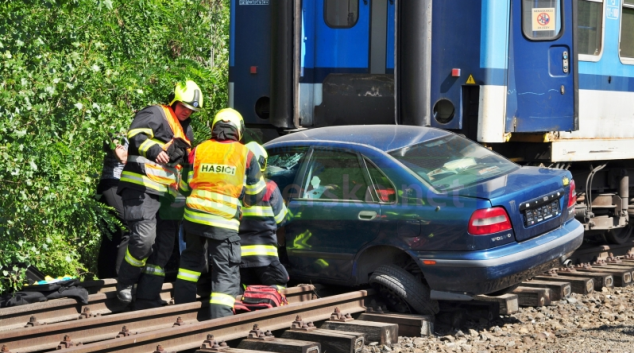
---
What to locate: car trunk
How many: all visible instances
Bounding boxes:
[457,166,569,242]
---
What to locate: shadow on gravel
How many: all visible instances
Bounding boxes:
[586,324,634,336]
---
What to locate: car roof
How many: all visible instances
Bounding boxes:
[265,125,451,152]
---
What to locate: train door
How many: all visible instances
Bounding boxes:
[304,0,370,126]
[507,0,578,132]
[307,0,394,127]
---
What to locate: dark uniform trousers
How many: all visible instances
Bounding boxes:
[118,188,177,307]
[240,260,289,288]
[174,230,241,319]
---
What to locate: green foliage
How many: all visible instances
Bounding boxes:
[0,0,230,293]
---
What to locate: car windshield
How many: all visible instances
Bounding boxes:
[388,134,518,191]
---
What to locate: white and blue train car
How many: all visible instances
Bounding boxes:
[229,0,634,244]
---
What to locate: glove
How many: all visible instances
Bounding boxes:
[166,138,191,167]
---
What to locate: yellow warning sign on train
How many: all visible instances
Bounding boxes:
[466,75,476,85]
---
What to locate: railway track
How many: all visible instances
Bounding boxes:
[3,242,634,353]
[1,287,376,353]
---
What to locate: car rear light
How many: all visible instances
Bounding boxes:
[468,207,512,235]
[567,179,577,208]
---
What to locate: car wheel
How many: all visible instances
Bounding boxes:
[369,264,439,315]
[604,225,633,245]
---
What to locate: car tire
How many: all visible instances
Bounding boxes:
[604,225,633,245]
[369,264,439,315]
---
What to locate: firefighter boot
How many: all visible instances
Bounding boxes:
[116,283,134,303]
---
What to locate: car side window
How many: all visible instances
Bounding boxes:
[363,158,397,203]
[266,147,309,201]
[301,149,370,202]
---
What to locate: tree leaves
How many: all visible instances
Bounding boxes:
[0,0,230,293]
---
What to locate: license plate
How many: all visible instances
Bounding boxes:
[520,190,564,227]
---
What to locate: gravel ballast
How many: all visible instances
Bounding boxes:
[362,286,634,352]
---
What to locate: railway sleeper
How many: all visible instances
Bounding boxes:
[197,348,272,353]
[319,319,398,345]
[511,287,553,307]
[519,280,572,301]
[238,337,321,353]
[357,312,434,337]
[472,293,519,315]
[541,272,607,291]
[573,268,631,287]
[281,328,365,353]
[593,264,634,278]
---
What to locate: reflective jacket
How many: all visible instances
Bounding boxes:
[118,105,192,198]
[180,140,266,240]
[238,180,288,268]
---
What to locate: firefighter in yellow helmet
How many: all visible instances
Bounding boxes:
[116,80,202,307]
[174,108,266,319]
[238,142,289,290]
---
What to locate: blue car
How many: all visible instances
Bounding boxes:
[264,125,583,314]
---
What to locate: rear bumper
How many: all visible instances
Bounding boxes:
[416,219,584,295]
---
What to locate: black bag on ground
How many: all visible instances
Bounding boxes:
[0,279,89,308]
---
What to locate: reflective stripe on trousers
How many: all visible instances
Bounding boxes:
[241,245,279,257]
[125,247,147,267]
[177,268,201,283]
[210,292,236,308]
[144,264,165,277]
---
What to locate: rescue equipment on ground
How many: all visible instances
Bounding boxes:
[233,285,288,313]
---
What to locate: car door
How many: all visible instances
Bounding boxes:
[285,147,382,283]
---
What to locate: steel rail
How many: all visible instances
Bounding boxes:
[0,286,317,353]
[0,283,173,332]
[55,289,373,353]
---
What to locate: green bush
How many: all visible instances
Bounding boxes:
[0,0,230,292]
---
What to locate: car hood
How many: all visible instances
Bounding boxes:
[456,166,571,242]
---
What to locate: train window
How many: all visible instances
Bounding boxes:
[621,0,634,61]
[578,0,604,59]
[522,0,563,40]
[324,0,359,28]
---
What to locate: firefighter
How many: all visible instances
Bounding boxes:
[174,108,266,319]
[238,142,289,290]
[116,80,202,307]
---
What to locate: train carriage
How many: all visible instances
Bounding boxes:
[229,0,634,244]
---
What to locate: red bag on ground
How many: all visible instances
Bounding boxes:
[234,285,288,314]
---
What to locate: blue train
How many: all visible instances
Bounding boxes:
[229,0,634,245]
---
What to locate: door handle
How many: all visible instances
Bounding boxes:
[358,210,378,221]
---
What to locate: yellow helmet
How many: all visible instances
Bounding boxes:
[169,80,203,112]
[245,141,268,172]
[212,108,245,140]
